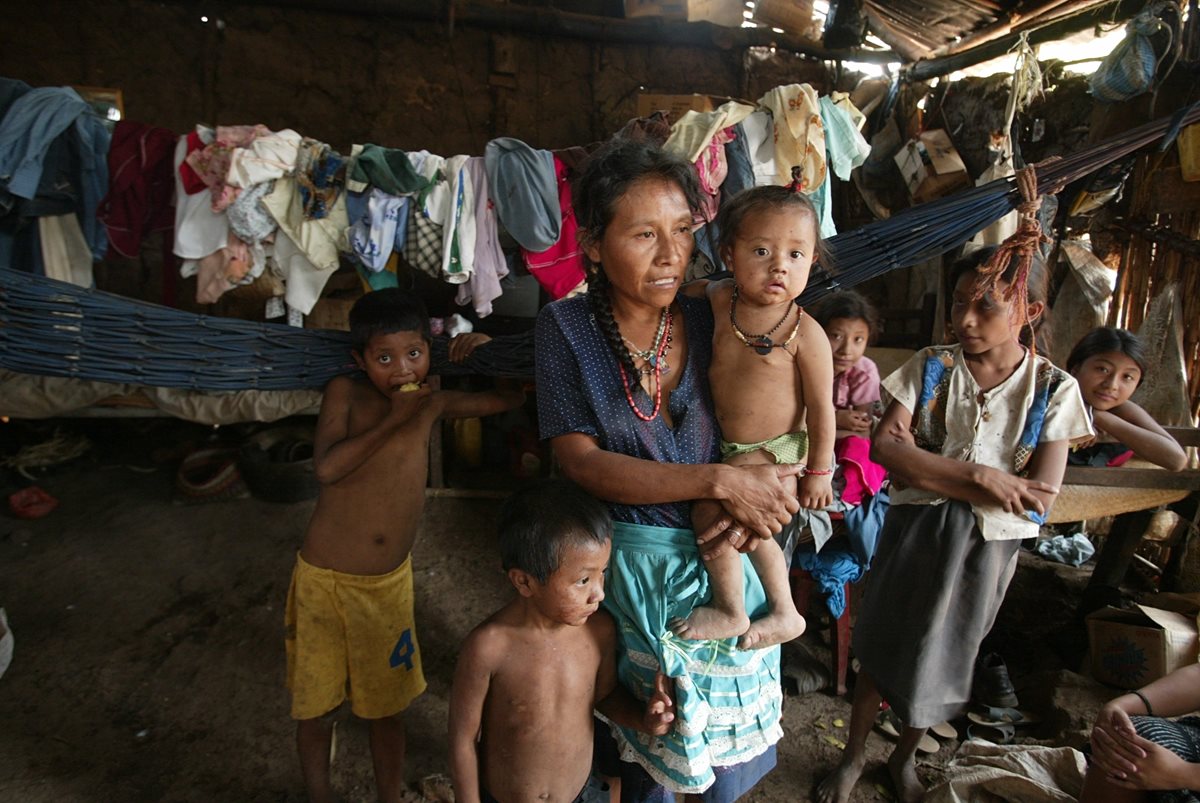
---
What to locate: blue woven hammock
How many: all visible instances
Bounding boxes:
[2,104,1196,391]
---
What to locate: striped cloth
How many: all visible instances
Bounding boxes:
[1131,715,1200,803]
[599,521,783,795]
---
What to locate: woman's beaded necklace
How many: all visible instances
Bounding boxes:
[729,286,803,355]
[618,308,673,422]
[621,306,671,375]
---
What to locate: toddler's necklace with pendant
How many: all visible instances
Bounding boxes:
[729,286,803,355]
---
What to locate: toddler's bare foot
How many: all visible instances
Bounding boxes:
[887,751,924,803]
[815,752,865,803]
[737,607,806,650]
[669,605,749,641]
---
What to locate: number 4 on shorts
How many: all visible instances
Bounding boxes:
[389,629,415,671]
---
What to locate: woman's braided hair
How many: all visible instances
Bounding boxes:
[572,138,703,380]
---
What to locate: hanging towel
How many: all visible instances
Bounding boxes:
[484,137,559,252]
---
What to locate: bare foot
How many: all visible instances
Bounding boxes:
[887,751,924,803]
[815,752,866,803]
[669,605,749,641]
[737,607,806,650]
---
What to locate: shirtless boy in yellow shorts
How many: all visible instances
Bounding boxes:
[286,288,524,803]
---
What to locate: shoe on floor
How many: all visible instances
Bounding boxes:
[972,651,1019,709]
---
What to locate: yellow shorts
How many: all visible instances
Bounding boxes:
[285,553,426,720]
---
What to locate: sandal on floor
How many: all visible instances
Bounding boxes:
[875,709,941,754]
[966,721,1015,744]
[968,707,1040,727]
[929,720,958,740]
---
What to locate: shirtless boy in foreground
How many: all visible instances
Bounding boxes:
[286,288,524,803]
[449,479,676,803]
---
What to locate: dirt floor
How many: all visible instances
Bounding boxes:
[0,419,1119,802]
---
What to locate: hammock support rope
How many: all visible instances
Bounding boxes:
[3,104,1198,391]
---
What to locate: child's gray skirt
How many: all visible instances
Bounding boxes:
[852,499,1022,728]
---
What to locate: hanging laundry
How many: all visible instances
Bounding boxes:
[227,180,277,279]
[260,175,347,314]
[0,85,111,261]
[98,121,177,259]
[691,126,735,225]
[185,124,270,212]
[261,175,347,274]
[456,156,508,317]
[722,121,754,200]
[403,150,447,279]
[271,229,341,315]
[520,155,585,301]
[663,99,755,163]
[614,111,672,146]
[183,231,254,304]
[178,131,209,195]
[172,130,229,261]
[484,137,559,252]
[0,77,31,122]
[347,188,409,273]
[347,144,429,196]
[810,96,870,238]
[757,84,826,191]
[739,110,778,188]
[226,128,302,189]
[438,155,475,285]
[294,138,346,220]
[38,213,93,287]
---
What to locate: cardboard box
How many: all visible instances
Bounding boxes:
[636,92,714,120]
[1087,593,1200,688]
[893,129,971,204]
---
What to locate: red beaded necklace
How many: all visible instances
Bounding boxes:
[618,309,673,422]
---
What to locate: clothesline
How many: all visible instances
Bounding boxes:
[2,102,1195,390]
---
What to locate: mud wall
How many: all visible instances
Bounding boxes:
[0,1,758,153]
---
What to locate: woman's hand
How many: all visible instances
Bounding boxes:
[693,500,757,560]
[1088,701,1140,779]
[1096,729,1197,791]
[969,464,1058,516]
[715,463,802,539]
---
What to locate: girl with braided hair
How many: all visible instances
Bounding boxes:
[534,138,798,799]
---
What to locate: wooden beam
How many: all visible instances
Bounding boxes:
[213,0,900,62]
